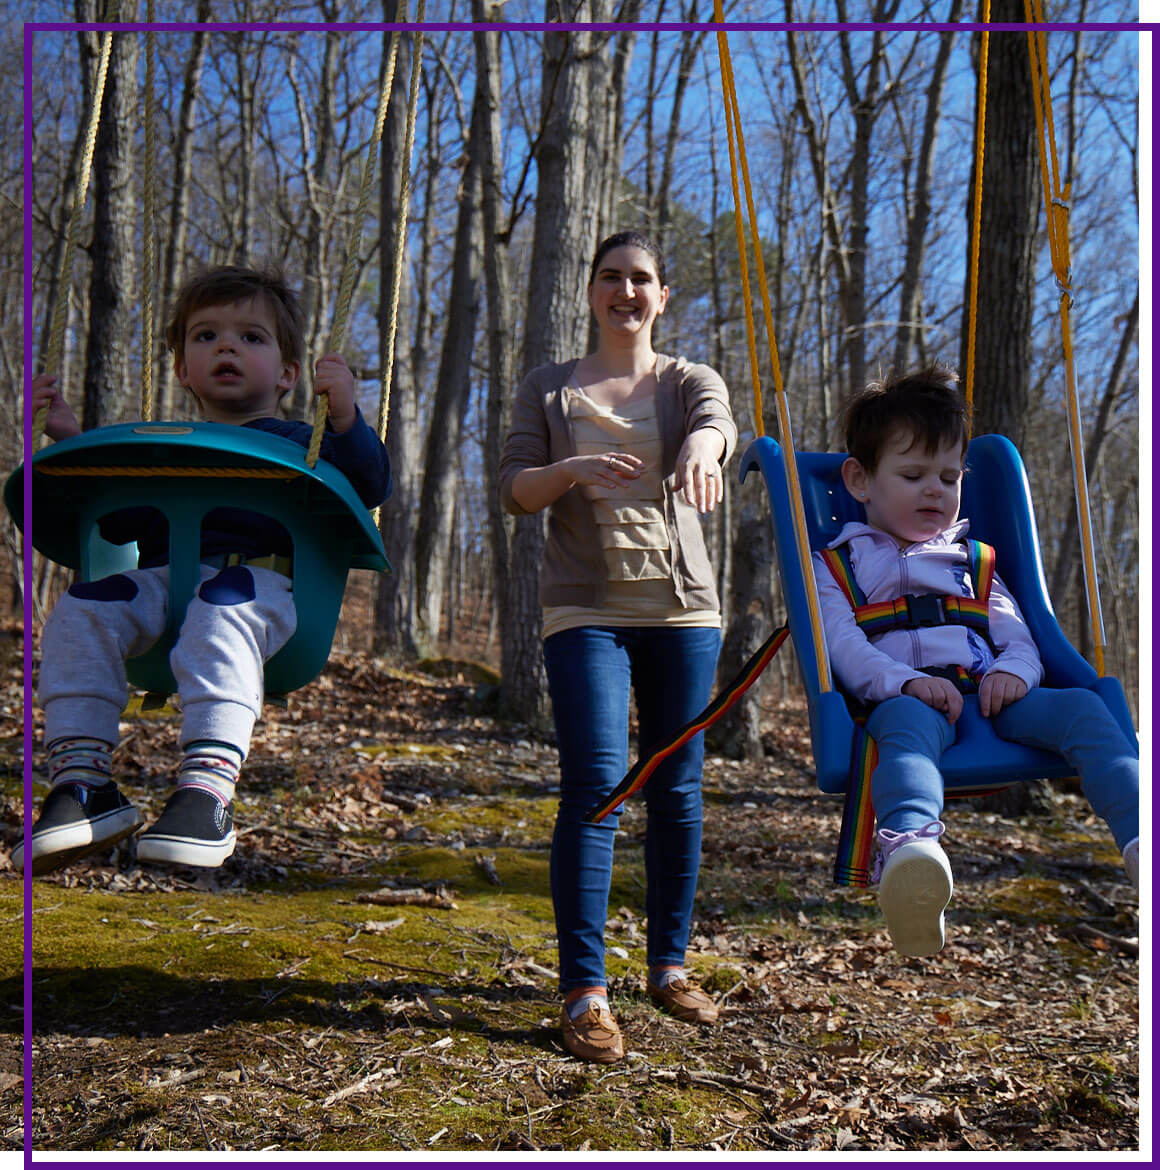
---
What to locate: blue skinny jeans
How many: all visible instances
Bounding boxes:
[867,688,1139,851]
[543,624,721,993]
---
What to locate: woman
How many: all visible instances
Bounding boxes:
[499,230,736,1063]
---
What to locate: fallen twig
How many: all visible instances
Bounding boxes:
[356,887,458,909]
[1072,923,1138,957]
[322,1068,401,1106]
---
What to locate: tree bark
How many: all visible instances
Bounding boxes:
[82,3,138,430]
[413,72,485,655]
[959,4,1038,445]
[474,6,516,673]
[501,2,614,723]
[961,3,1045,818]
[374,9,420,656]
[289,16,340,421]
[158,4,210,417]
[892,11,961,372]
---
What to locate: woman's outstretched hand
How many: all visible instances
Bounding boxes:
[676,428,726,513]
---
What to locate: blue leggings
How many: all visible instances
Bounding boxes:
[866,688,1139,851]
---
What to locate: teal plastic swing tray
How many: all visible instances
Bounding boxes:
[7,421,389,696]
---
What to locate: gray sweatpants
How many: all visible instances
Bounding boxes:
[38,564,297,756]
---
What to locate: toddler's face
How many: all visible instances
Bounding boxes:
[175,297,299,423]
[846,428,963,547]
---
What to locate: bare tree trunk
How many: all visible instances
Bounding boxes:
[230,32,257,261]
[158,4,210,416]
[413,73,485,655]
[290,15,340,421]
[374,8,419,656]
[501,3,614,723]
[601,12,639,233]
[475,5,515,686]
[655,19,705,253]
[835,1,900,401]
[962,3,1049,818]
[892,9,961,371]
[707,494,773,760]
[960,4,1038,445]
[82,3,138,430]
[1047,292,1137,601]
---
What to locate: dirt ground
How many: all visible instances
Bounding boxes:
[0,637,1142,1154]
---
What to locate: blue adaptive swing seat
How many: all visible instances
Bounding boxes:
[740,431,1136,879]
[6,422,388,697]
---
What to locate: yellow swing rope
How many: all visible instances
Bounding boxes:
[1024,1,1106,675]
[962,1,990,425]
[141,6,156,422]
[31,26,115,448]
[714,8,834,694]
[307,6,425,494]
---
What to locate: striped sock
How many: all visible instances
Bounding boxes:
[47,737,113,790]
[177,740,243,804]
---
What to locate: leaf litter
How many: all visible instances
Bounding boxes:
[0,644,1139,1152]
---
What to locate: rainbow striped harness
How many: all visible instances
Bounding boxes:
[819,538,998,665]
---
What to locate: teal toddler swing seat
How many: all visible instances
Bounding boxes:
[740,432,1136,883]
[6,422,388,698]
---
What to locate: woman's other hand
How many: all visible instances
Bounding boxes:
[510,452,643,513]
[569,451,643,490]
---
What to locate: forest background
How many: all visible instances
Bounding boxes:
[6,2,1142,743]
[1,2,1147,1155]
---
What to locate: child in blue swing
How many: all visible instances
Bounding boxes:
[814,364,1139,956]
[14,265,391,875]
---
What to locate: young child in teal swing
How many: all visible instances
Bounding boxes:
[14,265,391,875]
[814,364,1138,957]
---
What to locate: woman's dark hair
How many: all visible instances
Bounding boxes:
[588,230,667,287]
[844,362,970,472]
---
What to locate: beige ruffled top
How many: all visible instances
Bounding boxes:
[569,385,672,582]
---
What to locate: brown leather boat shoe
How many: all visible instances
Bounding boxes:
[646,975,719,1025]
[560,1003,625,1063]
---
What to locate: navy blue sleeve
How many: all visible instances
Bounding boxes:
[247,407,392,507]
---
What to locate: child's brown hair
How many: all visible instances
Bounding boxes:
[843,362,970,472]
[165,265,306,373]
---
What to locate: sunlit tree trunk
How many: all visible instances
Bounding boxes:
[413,73,485,654]
[502,3,614,723]
[475,7,515,664]
[158,5,210,417]
[374,10,420,656]
[892,11,960,372]
[82,2,138,430]
[959,6,1037,446]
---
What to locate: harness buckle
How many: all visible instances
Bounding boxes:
[903,594,946,628]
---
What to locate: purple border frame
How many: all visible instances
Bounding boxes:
[22,13,1147,1165]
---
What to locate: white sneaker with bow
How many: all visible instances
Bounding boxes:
[875,820,953,957]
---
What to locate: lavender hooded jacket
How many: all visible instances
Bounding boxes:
[813,519,1044,706]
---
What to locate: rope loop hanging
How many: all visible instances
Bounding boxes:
[308,3,425,478]
[962,0,990,428]
[1024,0,1106,675]
[32,27,115,448]
[141,3,157,422]
[378,13,425,447]
[713,6,833,695]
